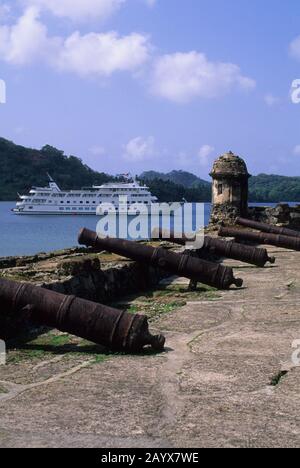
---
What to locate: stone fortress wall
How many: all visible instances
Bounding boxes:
[248,203,300,229]
[209,151,300,230]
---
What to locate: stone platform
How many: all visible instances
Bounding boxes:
[0,245,300,448]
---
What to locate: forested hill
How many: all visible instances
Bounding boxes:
[141,170,210,189]
[142,170,300,203]
[249,174,300,202]
[140,171,211,202]
[1,137,299,203]
[0,138,114,200]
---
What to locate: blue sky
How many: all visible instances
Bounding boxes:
[1,0,300,179]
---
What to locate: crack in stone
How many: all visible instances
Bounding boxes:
[0,359,94,403]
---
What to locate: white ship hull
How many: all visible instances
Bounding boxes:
[12,209,98,215]
[12,205,182,216]
[13,176,162,216]
[13,175,183,216]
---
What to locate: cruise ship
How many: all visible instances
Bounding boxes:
[13,175,159,215]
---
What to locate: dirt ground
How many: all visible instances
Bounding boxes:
[0,245,300,448]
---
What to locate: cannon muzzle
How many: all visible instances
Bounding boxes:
[0,278,165,353]
[152,228,275,267]
[78,228,243,290]
[236,217,300,239]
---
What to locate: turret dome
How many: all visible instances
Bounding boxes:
[210,151,250,179]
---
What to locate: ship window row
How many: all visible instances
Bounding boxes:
[59,201,97,204]
[38,192,151,199]
[26,200,151,206]
[107,188,142,192]
[59,207,96,211]
[28,204,153,213]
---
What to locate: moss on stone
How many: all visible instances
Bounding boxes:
[57,256,101,277]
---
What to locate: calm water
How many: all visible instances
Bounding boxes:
[0,201,296,258]
[0,202,212,257]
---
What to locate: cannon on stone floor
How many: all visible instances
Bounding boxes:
[219,226,300,251]
[151,227,197,246]
[78,228,243,290]
[235,217,300,239]
[0,278,165,353]
[151,228,275,267]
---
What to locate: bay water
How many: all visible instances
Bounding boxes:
[0,201,294,258]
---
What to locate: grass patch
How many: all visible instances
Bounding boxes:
[0,272,38,282]
[111,282,220,320]
[91,354,110,365]
[6,348,47,364]
[33,332,74,348]
[6,331,113,365]
[127,304,140,315]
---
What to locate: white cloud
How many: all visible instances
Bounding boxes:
[123,136,156,162]
[0,7,59,65]
[290,36,300,60]
[198,145,215,166]
[176,151,190,166]
[144,0,156,7]
[0,8,150,76]
[151,51,256,103]
[23,0,126,22]
[293,145,300,156]
[57,31,150,77]
[172,146,215,168]
[264,93,280,107]
[23,0,155,22]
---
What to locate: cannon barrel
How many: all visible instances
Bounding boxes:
[151,227,195,246]
[78,228,243,290]
[236,217,300,239]
[204,236,275,267]
[0,278,165,353]
[151,227,197,245]
[219,226,300,251]
[151,228,275,267]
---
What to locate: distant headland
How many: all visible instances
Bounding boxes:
[0,137,299,203]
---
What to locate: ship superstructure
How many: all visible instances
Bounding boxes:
[13,175,158,215]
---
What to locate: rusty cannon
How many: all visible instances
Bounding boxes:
[219,226,300,251]
[78,228,243,290]
[0,277,165,353]
[151,228,275,267]
[151,227,196,246]
[236,217,300,239]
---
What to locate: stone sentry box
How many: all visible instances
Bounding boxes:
[209,151,251,226]
[208,151,300,229]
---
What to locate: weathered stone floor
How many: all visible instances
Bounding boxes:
[0,245,300,448]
